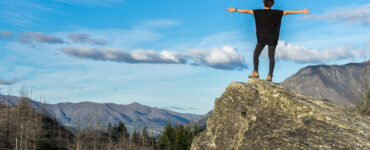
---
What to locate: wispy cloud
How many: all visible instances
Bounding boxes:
[276,41,362,63]
[0,1,52,26]
[76,28,161,49]
[18,32,65,46]
[68,33,107,45]
[0,78,23,85]
[302,3,370,25]
[0,11,38,27]
[161,106,198,111]
[60,45,247,70]
[1,0,124,27]
[0,31,13,40]
[140,18,180,28]
[53,0,124,6]
[66,85,84,91]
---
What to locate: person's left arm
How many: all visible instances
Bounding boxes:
[227,7,253,14]
[283,8,310,15]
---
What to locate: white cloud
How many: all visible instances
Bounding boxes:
[276,41,362,63]
[185,45,246,70]
[18,31,65,46]
[60,47,186,64]
[303,3,370,25]
[60,45,247,70]
[68,33,107,45]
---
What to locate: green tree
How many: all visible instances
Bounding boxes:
[158,122,175,150]
[107,121,129,143]
[158,123,204,150]
[174,124,187,150]
[183,126,192,149]
[117,121,129,139]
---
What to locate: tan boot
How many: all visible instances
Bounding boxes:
[248,72,259,78]
[266,75,272,81]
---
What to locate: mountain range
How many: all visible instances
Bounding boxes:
[0,95,200,133]
[281,60,370,107]
[2,60,368,133]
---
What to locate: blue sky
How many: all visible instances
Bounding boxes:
[0,0,369,115]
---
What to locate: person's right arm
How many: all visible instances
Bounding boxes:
[227,7,253,14]
[235,9,253,14]
[283,8,310,15]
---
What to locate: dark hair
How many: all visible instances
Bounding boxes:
[263,0,274,8]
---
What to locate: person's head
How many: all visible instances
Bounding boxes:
[263,0,274,8]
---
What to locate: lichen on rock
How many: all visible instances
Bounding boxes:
[191,78,370,150]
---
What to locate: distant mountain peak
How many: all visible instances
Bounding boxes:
[127,102,142,106]
[281,60,370,107]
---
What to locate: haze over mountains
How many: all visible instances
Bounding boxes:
[0,95,200,133]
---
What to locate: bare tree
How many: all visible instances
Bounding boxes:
[358,42,370,115]
[77,109,81,150]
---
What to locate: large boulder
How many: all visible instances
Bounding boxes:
[191,78,370,150]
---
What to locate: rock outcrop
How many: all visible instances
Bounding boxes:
[191,78,370,150]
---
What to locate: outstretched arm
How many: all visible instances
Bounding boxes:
[283,8,310,15]
[227,7,253,14]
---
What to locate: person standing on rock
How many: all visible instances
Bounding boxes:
[227,0,309,81]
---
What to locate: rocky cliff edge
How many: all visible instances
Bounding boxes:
[191,78,370,150]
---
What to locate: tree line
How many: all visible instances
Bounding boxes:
[0,90,74,150]
[0,89,203,150]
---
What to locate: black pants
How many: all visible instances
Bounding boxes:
[253,43,276,76]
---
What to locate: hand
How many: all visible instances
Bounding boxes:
[227,7,236,13]
[302,8,310,15]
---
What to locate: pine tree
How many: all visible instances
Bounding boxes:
[117,121,129,139]
[183,126,192,150]
[158,122,175,150]
[174,124,186,150]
